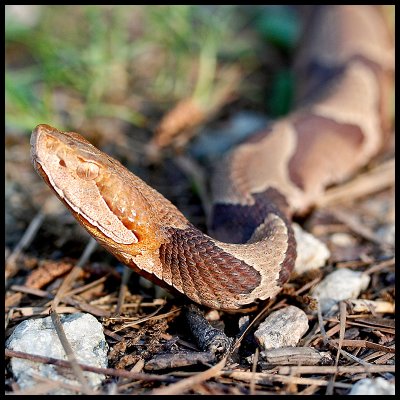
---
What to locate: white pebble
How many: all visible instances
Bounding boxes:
[205,309,220,321]
[293,223,330,275]
[254,306,309,350]
[238,316,250,330]
[376,223,395,246]
[6,313,108,394]
[260,346,330,366]
[330,232,357,247]
[349,377,395,395]
[311,269,370,313]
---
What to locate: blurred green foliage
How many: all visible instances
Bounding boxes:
[255,6,299,51]
[5,5,299,134]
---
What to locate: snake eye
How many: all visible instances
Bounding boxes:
[76,161,100,180]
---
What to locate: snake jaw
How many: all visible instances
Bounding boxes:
[31,124,139,245]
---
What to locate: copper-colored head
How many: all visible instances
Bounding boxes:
[31,124,162,251]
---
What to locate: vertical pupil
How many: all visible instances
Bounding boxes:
[77,162,100,180]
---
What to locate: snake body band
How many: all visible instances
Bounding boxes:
[31,6,393,310]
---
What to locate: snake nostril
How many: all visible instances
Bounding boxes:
[59,159,66,167]
[45,136,58,151]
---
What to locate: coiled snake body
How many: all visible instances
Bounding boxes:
[31,6,393,310]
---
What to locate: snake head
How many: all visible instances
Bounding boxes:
[31,124,163,255]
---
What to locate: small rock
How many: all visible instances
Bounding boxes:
[330,232,357,247]
[293,223,330,274]
[205,309,220,321]
[254,306,309,350]
[349,377,395,395]
[190,111,268,161]
[6,313,108,394]
[145,351,216,371]
[260,346,330,366]
[310,269,370,314]
[376,223,395,246]
[238,316,250,331]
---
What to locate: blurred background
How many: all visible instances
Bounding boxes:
[5,5,299,133]
[5,4,394,269]
[5,5,302,255]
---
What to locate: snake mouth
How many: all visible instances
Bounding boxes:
[30,125,59,180]
[31,124,140,246]
[30,126,47,178]
[31,124,62,168]
[30,125,44,165]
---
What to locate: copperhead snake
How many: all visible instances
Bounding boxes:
[30,6,393,311]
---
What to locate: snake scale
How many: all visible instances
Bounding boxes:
[31,6,393,310]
